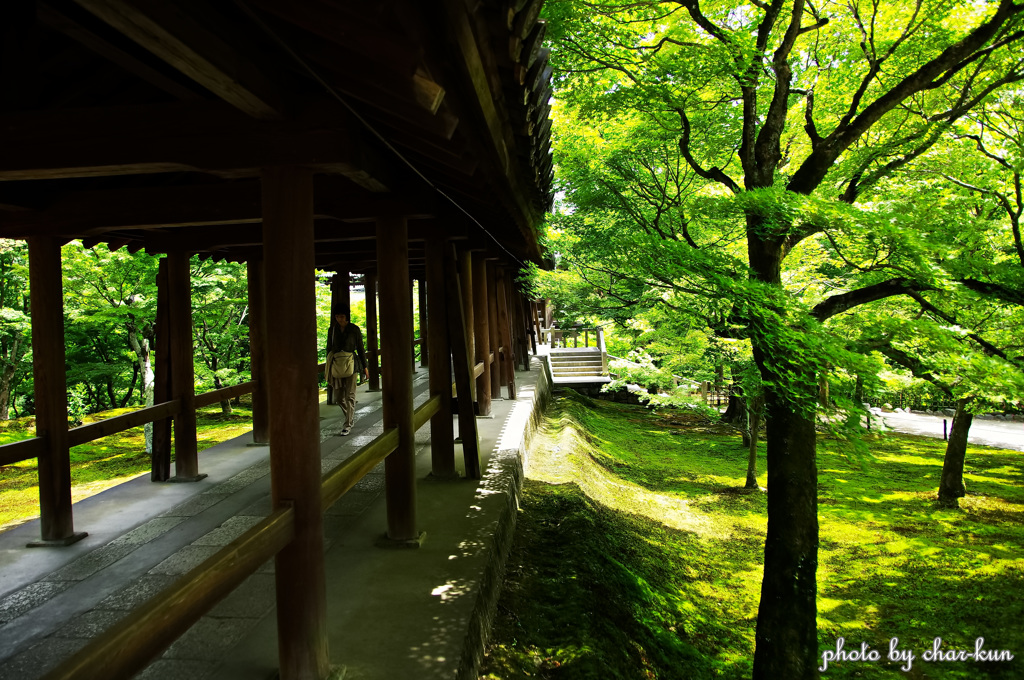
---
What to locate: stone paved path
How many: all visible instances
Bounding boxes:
[0,373,432,680]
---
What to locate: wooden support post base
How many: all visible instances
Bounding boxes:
[366,387,381,393]
[425,471,462,481]
[374,531,426,549]
[27,531,88,548]
[168,474,209,483]
[269,665,347,680]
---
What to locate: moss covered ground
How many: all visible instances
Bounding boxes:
[0,398,255,532]
[480,392,1023,679]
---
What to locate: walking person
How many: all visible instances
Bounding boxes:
[327,306,368,435]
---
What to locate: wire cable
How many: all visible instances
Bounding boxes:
[233,0,534,267]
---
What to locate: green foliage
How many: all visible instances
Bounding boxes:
[191,259,251,394]
[540,0,1024,423]
[0,239,32,420]
[0,399,256,531]
[62,243,159,413]
[484,395,1024,679]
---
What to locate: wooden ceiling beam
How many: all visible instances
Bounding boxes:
[71,0,284,119]
[0,99,390,189]
[38,2,201,102]
[434,0,543,263]
[0,175,444,240]
[0,181,262,238]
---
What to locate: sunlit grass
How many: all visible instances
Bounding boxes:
[482,392,1024,679]
[0,398,255,532]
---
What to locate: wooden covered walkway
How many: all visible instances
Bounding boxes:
[0,1,553,678]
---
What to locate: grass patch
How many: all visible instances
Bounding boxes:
[0,398,255,533]
[481,392,1024,679]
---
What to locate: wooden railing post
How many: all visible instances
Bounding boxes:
[247,259,270,445]
[27,237,85,546]
[471,252,492,417]
[365,272,381,392]
[377,215,420,542]
[598,326,609,376]
[425,240,455,477]
[262,166,331,679]
[167,251,203,482]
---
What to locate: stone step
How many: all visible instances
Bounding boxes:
[551,367,606,375]
[549,360,604,367]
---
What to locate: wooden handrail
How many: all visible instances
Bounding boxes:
[321,427,399,512]
[0,436,47,466]
[41,505,295,680]
[413,394,441,431]
[67,399,182,448]
[321,394,441,512]
[194,381,255,408]
[472,361,484,379]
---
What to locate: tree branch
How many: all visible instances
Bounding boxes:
[788,0,1024,195]
[677,109,742,193]
[811,277,935,321]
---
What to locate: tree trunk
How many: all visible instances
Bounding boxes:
[215,374,232,414]
[722,393,747,425]
[745,395,763,489]
[0,334,26,421]
[853,374,864,404]
[749,229,819,680]
[938,398,973,508]
[0,364,14,421]
[818,371,829,407]
[120,363,139,408]
[105,377,117,409]
[143,358,154,455]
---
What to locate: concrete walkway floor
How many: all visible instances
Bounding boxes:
[0,356,549,680]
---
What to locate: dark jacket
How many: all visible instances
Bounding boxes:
[330,322,367,372]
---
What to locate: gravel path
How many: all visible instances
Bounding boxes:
[870,411,1024,452]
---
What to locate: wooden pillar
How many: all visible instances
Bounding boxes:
[425,242,455,477]
[532,301,542,352]
[486,262,501,400]
[457,250,475,401]
[152,258,172,479]
[514,289,528,371]
[377,216,419,542]
[471,253,492,417]
[410,279,418,374]
[365,273,381,392]
[444,244,481,479]
[167,251,203,482]
[262,166,331,679]
[27,237,85,546]
[418,277,429,368]
[459,250,474,364]
[327,271,350,404]
[247,259,270,445]
[496,268,517,399]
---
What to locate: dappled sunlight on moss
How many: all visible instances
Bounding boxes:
[485,390,1024,680]
[0,402,256,532]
